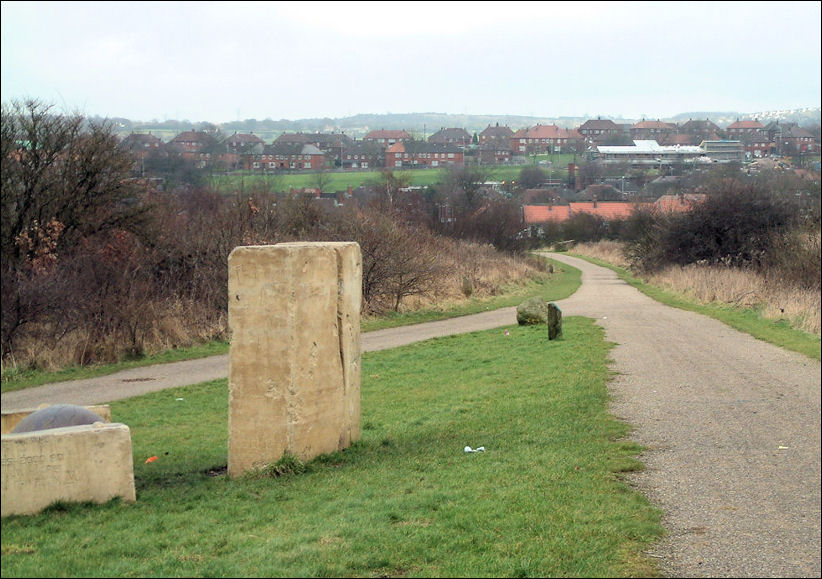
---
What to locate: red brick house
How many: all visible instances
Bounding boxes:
[479,123,514,144]
[168,130,219,159]
[120,132,164,151]
[725,119,765,137]
[119,132,166,175]
[340,141,384,169]
[771,123,817,154]
[363,129,412,147]
[577,118,622,144]
[250,143,326,170]
[478,141,513,165]
[223,132,265,152]
[385,141,464,168]
[740,133,774,158]
[678,119,722,144]
[218,132,265,170]
[274,132,353,153]
[630,120,677,141]
[511,124,583,154]
[428,127,472,148]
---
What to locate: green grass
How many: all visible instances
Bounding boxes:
[209,166,536,194]
[0,318,664,578]
[569,253,821,361]
[361,258,580,332]
[1,259,579,394]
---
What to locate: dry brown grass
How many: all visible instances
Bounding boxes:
[6,300,228,372]
[5,244,542,371]
[572,241,631,268]
[573,241,821,336]
[400,240,546,311]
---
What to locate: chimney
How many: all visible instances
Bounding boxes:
[592,194,598,209]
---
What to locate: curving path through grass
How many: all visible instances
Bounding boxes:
[3,253,819,577]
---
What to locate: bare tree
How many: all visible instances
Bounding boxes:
[367,169,411,210]
[1,99,152,358]
[442,165,492,210]
[310,167,334,194]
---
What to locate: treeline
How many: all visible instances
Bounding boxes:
[1,100,545,370]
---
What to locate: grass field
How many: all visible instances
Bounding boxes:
[207,157,578,196]
[0,318,664,578]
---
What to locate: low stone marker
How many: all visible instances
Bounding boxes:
[1,422,136,517]
[516,297,562,340]
[227,242,362,477]
[546,302,563,340]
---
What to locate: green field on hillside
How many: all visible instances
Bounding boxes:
[208,157,578,195]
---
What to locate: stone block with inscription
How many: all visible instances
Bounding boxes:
[227,242,362,477]
[1,422,136,517]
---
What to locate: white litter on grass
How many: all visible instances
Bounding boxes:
[176,398,184,401]
[464,446,486,453]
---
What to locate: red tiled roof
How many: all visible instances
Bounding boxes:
[579,118,619,130]
[525,125,581,139]
[727,120,764,129]
[523,205,571,223]
[525,199,707,223]
[364,130,411,139]
[632,120,676,130]
[654,194,707,212]
[569,202,641,220]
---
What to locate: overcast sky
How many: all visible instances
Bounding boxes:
[2,1,820,123]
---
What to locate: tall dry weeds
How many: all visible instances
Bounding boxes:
[396,239,546,311]
[573,241,821,336]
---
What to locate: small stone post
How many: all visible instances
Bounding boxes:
[547,302,562,340]
[227,242,362,477]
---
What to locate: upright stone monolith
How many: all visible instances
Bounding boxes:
[227,242,362,477]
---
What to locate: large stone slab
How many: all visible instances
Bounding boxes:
[1,422,136,516]
[227,242,362,477]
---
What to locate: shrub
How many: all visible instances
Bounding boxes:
[627,181,798,273]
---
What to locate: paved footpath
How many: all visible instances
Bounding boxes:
[2,253,819,577]
[548,253,820,578]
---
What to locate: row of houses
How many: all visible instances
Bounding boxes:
[577,117,818,157]
[120,117,818,174]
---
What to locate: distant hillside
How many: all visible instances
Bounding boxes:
[107,107,820,141]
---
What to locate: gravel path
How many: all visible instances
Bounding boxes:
[2,253,819,577]
[547,253,820,578]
